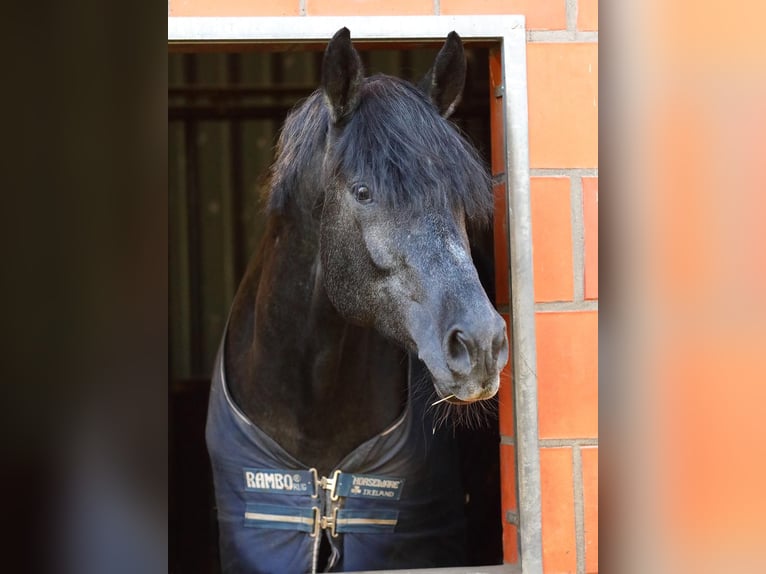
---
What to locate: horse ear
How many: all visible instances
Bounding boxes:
[418,31,466,118]
[322,27,364,123]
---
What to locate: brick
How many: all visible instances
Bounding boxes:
[499,440,519,567]
[440,0,567,31]
[306,0,432,15]
[581,446,599,573]
[577,0,599,31]
[582,177,598,300]
[169,0,300,16]
[502,522,520,564]
[528,43,598,168]
[498,314,515,438]
[536,311,598,439]
[499,444,517,512]
[498,370,514,438]
[540,447,576,573]
[493,182,509,306]
[531,177,574,302]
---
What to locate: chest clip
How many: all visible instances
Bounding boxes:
[310,506,339,538]
[311,468,341,501]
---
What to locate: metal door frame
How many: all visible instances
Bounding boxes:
[168,15,541,574]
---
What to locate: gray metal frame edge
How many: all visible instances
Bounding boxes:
[168,15,542,574]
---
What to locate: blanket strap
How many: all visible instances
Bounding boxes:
[241,467,404,537]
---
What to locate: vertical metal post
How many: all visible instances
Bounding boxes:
[502,21,543,574]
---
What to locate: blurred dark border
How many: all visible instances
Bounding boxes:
[0,2,168,572]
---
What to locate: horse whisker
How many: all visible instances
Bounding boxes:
[431,394,455,406]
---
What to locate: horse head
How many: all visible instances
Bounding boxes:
[310,28,509,404]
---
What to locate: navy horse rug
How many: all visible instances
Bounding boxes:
[207,340,467,573]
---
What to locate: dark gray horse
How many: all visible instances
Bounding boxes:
[206,28,509,573]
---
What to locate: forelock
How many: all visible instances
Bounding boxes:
[330,76,492,221]
[267,75,492,222]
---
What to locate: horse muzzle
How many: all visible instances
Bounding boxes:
[427,311,509,403]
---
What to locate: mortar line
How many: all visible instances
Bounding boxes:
[527,31,598,43]
[571,175,585,302]
[535,301,598,312]
[539,438,598,447]
[433,0,441,15]
[500,435,516,446]
[566,0,578,32]
[573,445,586,574]
[530,168,598,177]
[299,0,307,16]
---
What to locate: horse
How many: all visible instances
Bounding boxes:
[206,28,509,573]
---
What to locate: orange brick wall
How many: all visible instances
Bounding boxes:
[489,4,598,571]
[169,3,598,573]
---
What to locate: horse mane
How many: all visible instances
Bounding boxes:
[267,74,492,222]
[267,90,330,214]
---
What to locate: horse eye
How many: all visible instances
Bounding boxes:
[352,184,373,204]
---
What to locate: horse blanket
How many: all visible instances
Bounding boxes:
[206,336,467,573]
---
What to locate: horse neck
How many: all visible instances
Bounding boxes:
[226,213,408,474]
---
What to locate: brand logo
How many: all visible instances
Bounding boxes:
[345,475,404,499]
[351,476,402,490]
[244,469,309,493]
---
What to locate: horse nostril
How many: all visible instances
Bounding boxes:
[492,326,509,366]
[492,328,509,370]
[445,329,473,376]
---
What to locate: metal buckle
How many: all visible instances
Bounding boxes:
[309,506,339,538]
[318,469,341,502]
[309,468,319,499]
[309,469,341,538]
[319,507,339,538]
[310,507,321,538]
